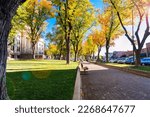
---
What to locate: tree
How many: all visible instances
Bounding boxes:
[13,0,53,59]
[98,6,124,62]
[90,30,106,61]
[46,44,59,59]
[46,26,65,60]
[82,36,97,60]
[70,0,95,62]
[53,0,95,64]
[0,0,26,99]
[53,0,72,64]
[109,0,150,66]
[8,29,16,46]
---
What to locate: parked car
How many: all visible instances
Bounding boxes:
[113,59,118,63]
[141,57,150,65]
[117,58,121,64]
[109,59,117,63]
[125,56,135,64]
[121,57,128,64]
[109,59,114,63]
[117,57,127,64]
[117,58,122,63]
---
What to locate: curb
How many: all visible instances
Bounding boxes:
[96,63,150,78]
[73,67,82,100]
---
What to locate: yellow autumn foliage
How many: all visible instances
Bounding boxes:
[90,29,106,47]
[39,0,52,10]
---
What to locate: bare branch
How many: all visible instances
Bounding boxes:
[140,10,150,50]
[131,0,143,17]
[135,14,144,48]
[109,0,136,50]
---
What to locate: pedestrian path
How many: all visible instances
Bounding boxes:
[81,62,150,100]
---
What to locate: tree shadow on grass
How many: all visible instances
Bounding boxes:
[6,69,76,100]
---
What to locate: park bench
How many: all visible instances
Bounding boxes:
[81,63,88,74]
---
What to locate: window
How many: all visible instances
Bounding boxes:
[38,43,44,54]
[16,37,21,52]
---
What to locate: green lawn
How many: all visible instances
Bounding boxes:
[104,63,133,68]
[130,66,150,72]
[6,60,78,100]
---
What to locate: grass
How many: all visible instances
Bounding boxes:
[6,60,78,100]
[130,66,150,72]
[104,63,133,68]
[100,63,150,72]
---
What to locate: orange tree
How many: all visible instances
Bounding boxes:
[46,44,59,59]
[98,6,124,62]
[82,36,97,60]
[90,29,106,61]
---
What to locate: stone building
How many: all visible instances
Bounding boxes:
[10,32,45,59]
[146,42,150,57]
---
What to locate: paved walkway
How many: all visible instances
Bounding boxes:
[81,62,150,100]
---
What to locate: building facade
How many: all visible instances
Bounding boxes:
[112,42,150,58]
[146,43,150,57]
[9,32,45,59]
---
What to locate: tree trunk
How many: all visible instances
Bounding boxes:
[66,36,70,64]
[74,42,79,62]
[31,44,36,59]
[135,49,141,66]
[66,25,72,64]
[31,42,36,59]
[92,52,95,61]
[59,45,63,60]
[0,0,25,99]
[64,0,70,64]
[97,46,101,62]
[74,51,78,62]
[0,19,10,99]
[59,52,62,60]
[105,39,110,63]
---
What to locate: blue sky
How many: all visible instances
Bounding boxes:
[90,0,103,9]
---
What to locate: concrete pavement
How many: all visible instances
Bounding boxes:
[81,62,150,100]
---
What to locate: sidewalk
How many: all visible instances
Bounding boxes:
[81,62,150,100]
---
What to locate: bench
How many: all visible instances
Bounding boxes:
[81,63,88,73]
